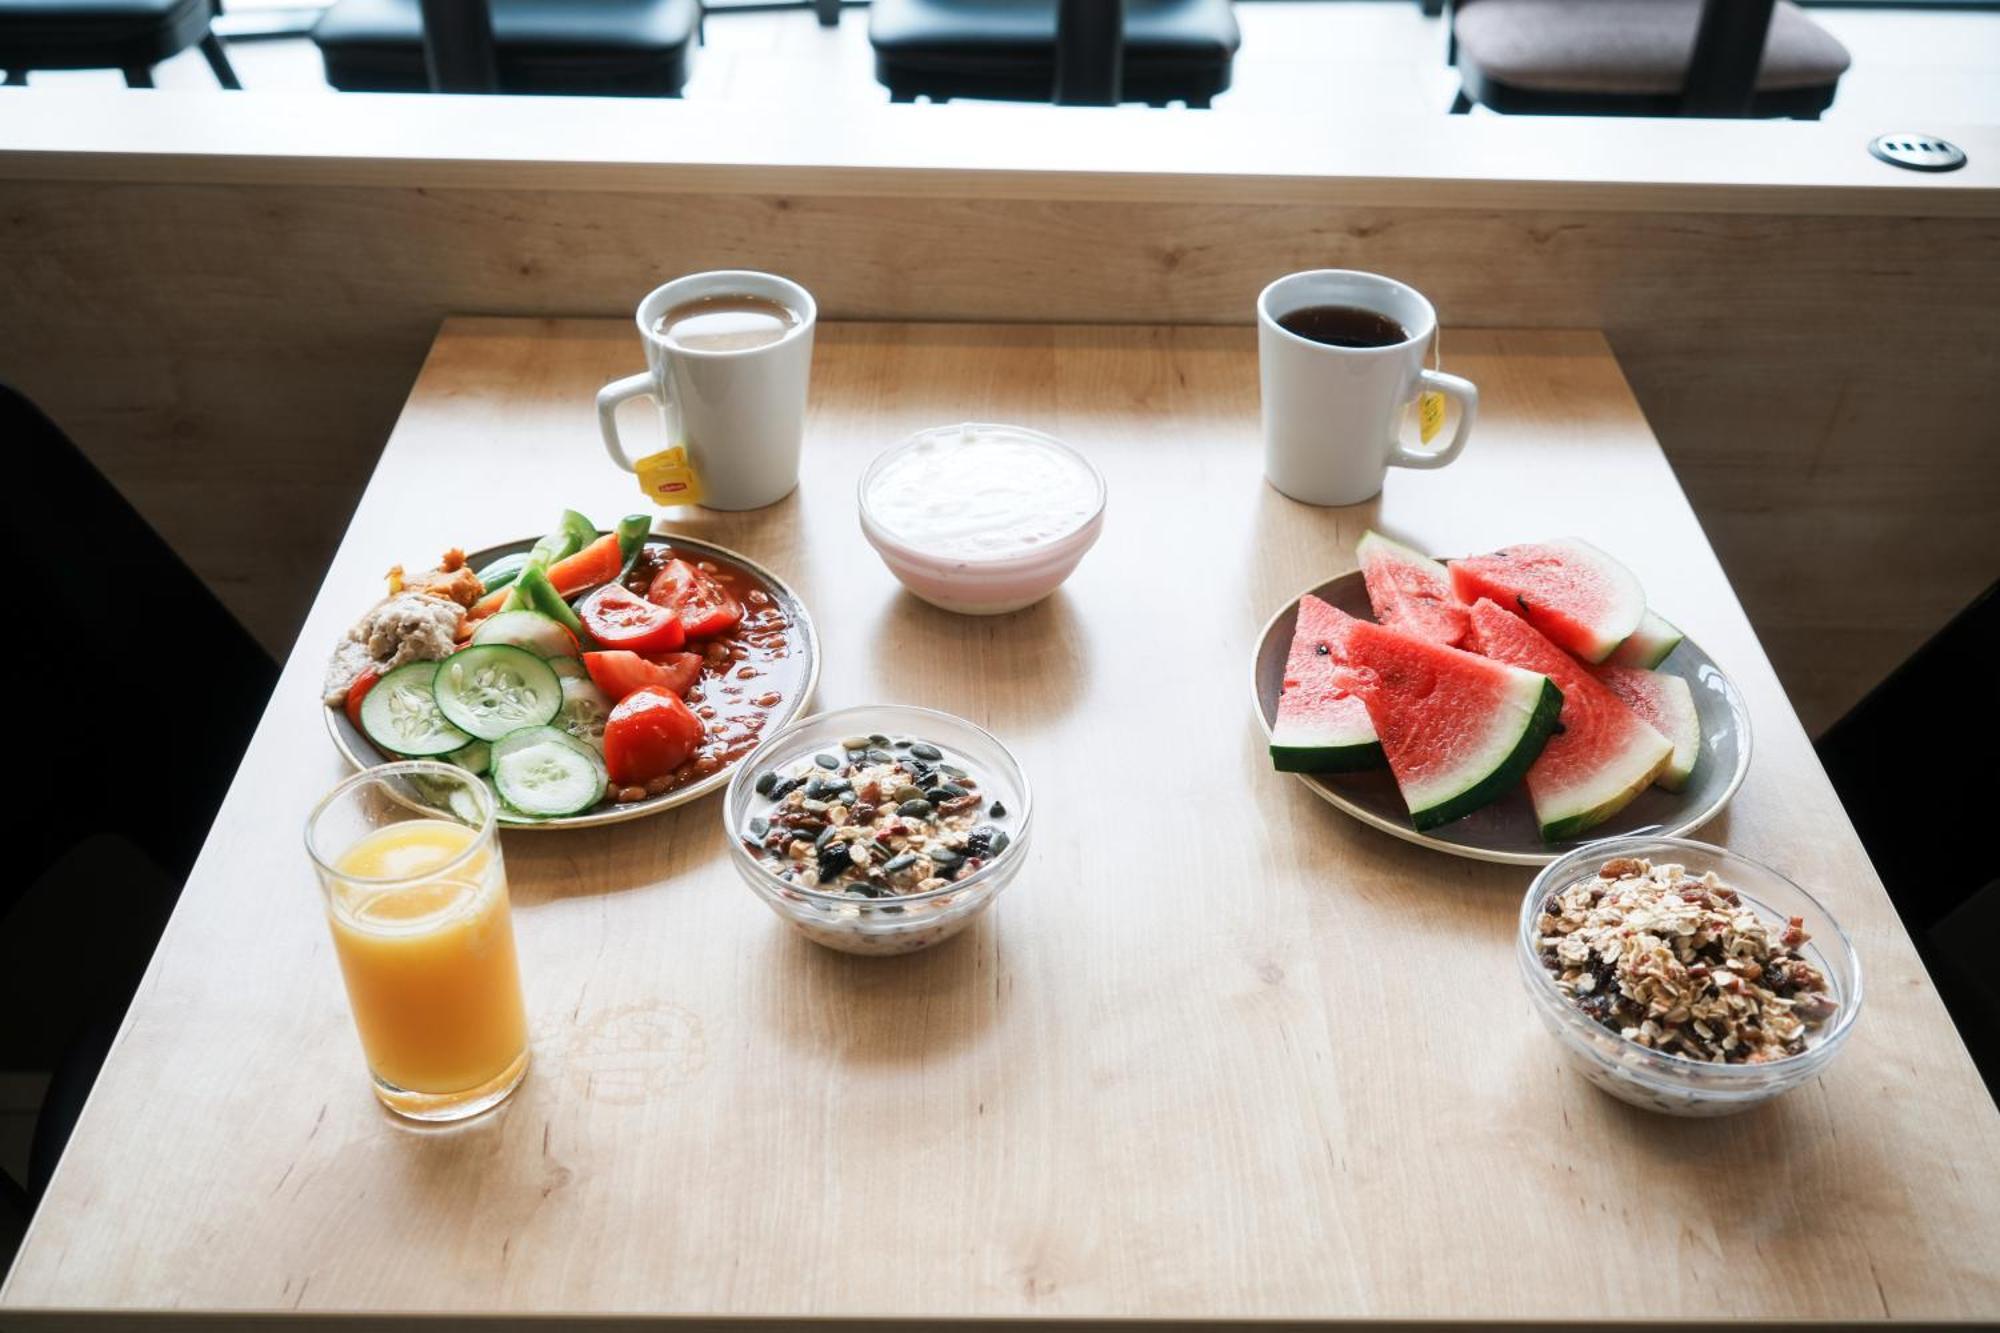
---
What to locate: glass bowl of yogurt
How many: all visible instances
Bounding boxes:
[724,704,1032,956]
[858,422,1106,615]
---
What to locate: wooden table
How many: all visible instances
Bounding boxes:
[5,320,1996,1327]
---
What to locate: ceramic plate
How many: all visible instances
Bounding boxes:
[1250,571,1751,866]
[325,533,819,830]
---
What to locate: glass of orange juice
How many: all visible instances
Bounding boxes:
[305,761,529,1121]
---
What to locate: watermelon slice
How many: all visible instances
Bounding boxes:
[1448,538,1646,664]
[1270,594,1384,772]
[1605,609,1685,669]
[1318,605,1563,831]
[1595,665,1701,792]
[1357,530,1469,647]
[1464,599,1671,840]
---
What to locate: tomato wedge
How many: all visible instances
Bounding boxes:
[579,583,685,655]
[603,686,703,785]
[343,670,380,731]
[646,558,742,639]
[547,533,624,597]
[645,650,704,699]
[583,650,674,700]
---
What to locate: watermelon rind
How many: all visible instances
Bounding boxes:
[1596,665,1701,792]
[1270,704,1385,773]
[1536,729,1672,841]
[1406,673,1564,832]
[1605,609,1685,669]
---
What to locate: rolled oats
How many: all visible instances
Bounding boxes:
[1536,857,1837,1064]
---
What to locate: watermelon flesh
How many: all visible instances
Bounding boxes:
[1595,665,1701,792]
[1605,609,1685,669]
[1270,594,1384,772]
[1317,604,1563,831]
[1357,530,1468,647]
[1448,538,1646,664]
[1464,599,1670,840]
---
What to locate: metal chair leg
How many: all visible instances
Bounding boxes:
[813,0,839,25]
[1450,88,1472,113]
[199,32,242,88]
[123,65,155,87]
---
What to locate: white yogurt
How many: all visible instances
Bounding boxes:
[863,424,1102,561]
[858,423,1108,615]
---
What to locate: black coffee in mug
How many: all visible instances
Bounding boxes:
[1277,304,1410,349]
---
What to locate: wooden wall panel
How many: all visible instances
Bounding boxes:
[2,180,1996,732]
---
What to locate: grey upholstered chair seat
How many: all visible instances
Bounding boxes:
[1455,0,1849,96]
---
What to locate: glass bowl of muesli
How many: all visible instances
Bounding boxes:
[725,704,1031,956]
[1518,837,1861,1117]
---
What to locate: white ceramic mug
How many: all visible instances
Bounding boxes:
[1257,270,1477,506]
[597,270,817,511]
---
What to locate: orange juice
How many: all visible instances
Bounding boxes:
[327,819,528,1111]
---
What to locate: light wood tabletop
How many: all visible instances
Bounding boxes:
[5,319,1995,1326]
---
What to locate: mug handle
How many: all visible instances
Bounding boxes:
[1389,369,1477,471]
[597,371,661,472]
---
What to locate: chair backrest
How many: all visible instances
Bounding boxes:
[1054,0,1123,104]
[0,383,278,896]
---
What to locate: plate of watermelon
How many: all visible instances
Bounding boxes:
[1251,532,1751,865]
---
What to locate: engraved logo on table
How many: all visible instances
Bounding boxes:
[540,1000,709,1105]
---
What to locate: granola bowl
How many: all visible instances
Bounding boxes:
[1518,837,1861,1117]
[725,704,1032,956]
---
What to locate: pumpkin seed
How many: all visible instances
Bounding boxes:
[898,798,933,819]
[813,753,841,769]
[749,817,769,837]
[838,735,871,750]
[892,784,926,804]
[882,852,919,874]
[754,771,778,796]
[930,783,968,801]
[909,742,942,761]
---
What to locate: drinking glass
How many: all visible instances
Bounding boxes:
[305,762,529,1121]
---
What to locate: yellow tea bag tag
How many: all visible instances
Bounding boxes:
[633,445,703,507]
[1418,391,1447,444]
[1418,329,1446,444]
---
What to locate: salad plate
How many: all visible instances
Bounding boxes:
[1250,569,1751,866]
[326,531,819,830]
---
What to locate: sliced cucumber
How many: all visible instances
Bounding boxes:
[491,726,609,818]
[546,655,587,680]
[557,675,613,752]
[444,738,492,776]
[433,644,563,742]
[473,609,576,658]
[358,661,471,756]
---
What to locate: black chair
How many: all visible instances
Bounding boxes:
[313,0,699,96]
[0,0,238,87]
[870,0,1239,107]
[0,385,277,1205]
[1448,0,1849,118]
[1817,580,2000,1102]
